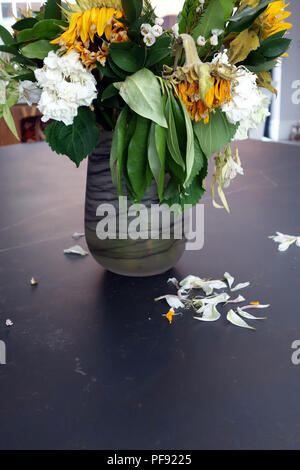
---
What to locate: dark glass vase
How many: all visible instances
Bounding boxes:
[84,130,189,277]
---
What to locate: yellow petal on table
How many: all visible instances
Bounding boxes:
[166,308,175,324]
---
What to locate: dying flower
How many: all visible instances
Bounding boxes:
[260,1,292,40]
[51,6,129,69]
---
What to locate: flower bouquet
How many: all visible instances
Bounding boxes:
[0,0,293,275]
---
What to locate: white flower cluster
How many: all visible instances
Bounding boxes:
[210,28,224,46]
[141,18,164,47]
[34,50,97,126]
[222,65,270,141]
[196,0,205,13]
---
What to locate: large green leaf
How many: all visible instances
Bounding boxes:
[185,131,205,187]
[178,0,199,34]
[127,115,151,201]
[258,37,291,59]
[147,122,166,201]
[166,95,185,169]
[110,106,129,195]
[2,104,19,140]
[18,19,67,42]
[193,109,238,158]
[146,36,172,68]
[44,0,62,20]
[226,0,272,33]
[110,42,146,73]
[21,40,58,59]
[0,24,15,44]
[192,0,225,40]
[122,0,143,25]
[219,0,235,22]
[115,68,168,128]
[44,107,100,167]
[178,98,194,187]
[12,18,38,31]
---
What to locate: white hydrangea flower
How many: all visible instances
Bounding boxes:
[222,67,270,141]
[143,32,156,46]
[172,23,179,38]
[151,24,163,38]
[210,34,218,46]
[196,35,206,46]
[18,80,42,106]
[155,17,164,26]
[34,50,97,126]
[140,23,152,36]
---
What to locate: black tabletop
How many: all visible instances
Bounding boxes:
[0,139,299,450]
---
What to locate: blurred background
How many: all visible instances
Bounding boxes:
[0,0,299,145]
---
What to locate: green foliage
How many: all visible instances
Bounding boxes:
[145,36,172,69]
[115,68,168,128]
[147,122,166,201]
[166,94,185,169]
[44,0,62,20]
[193,109,239,158]
[101,84,119,102]
[12,18,38,31]
[17,19,67,42]
[219,0,235,22]
[110,42,147,73]
[21,39,58,59]
[242,50,276,71]
[0,24,15,43]
[258,36,291,59]
[110,106,129,195]
[226,0,272,33]
[122,0,143,25]
[192,0,225,40]
[127,115,151,201]
[44,107,100,167]
[179,0,200,34]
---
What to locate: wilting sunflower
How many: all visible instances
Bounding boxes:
[51,0,129,69]
[260,1,292,40]
[164,34,233,124]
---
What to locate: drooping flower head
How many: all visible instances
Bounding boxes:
[260,1,292,40]
[51,0,128,69]
[164,34,235,124]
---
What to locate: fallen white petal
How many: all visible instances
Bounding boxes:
[240,304,270,310]
[227,309,255,330]
[278,241,294,252]
[231,282,250,291]
[5,319,13,327]
[72,232,85,240]
[194,304,221,322]
[64,245,89,256]
[196,293,229,312]
[167,277,179,289]
[155,295,185,309]
[224,272,234,288]
[225,295,245,304]
[237,307,267,320]
[296,237,300,247]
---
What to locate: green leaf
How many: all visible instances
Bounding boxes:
[115,68,168,128]
[0,24,15,44]
[107,56,127,79]
[192,0,225,40]
[166,95,185,169]
[122,0,143,25]
[219,0,235,22]
[18,19,67,42]
[97,62,118,79]
[44,0,62,20]
[110,106,129,195]
[2,104,19,140]
[110,42,146,73]
[164,170,207,209]
[0,45,19,55]
[226,0,272,33]
[21,40,58,59]
[12,18,38,31]
[178,97,194,187]
[193,109,238,158]
[245,56,276,72]
[147,122,166,201]
[101,83,119,101]
[258,37,291,59]
[186,132,205,186]
[178,0,199,34]
[44,107,100,167]
[127,115,151,201]
[146,35,172,68]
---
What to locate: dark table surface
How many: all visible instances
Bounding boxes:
[0,139,299,450]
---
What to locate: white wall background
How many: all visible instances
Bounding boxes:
[151,0,184,17]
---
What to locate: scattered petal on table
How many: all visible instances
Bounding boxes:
[237,307,267,320]
[196,293,229,311]
[227,309,255,330]
[5,319,13,327]
[225,295,245,304]
[155,294,185,309]
[231,282,250,292]
[64,245,89,256]
[194,304,221,322]
[179,275,227,295]
[224,272,234,288]
[72,232,85,240]
[269,232,298,251]
[167,277,179,289]
[250,301,260,305]
[166,308,175,324]
[30,277,38,286]
[240,304,270,310]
